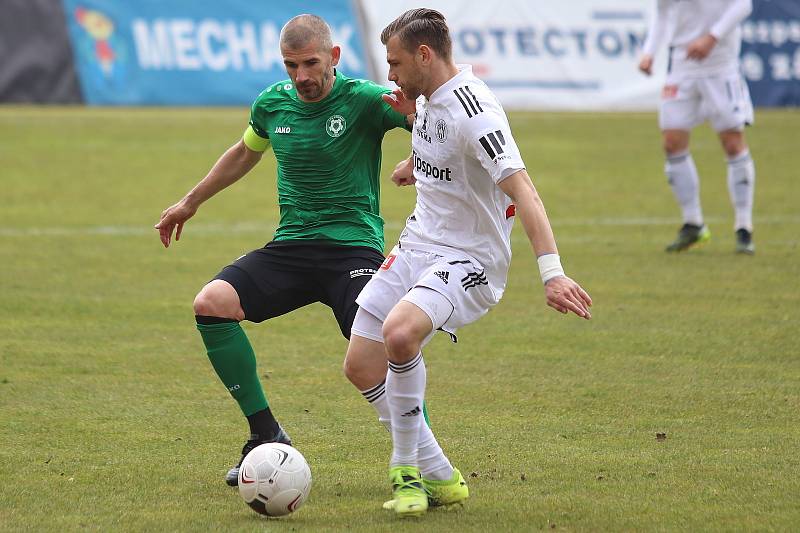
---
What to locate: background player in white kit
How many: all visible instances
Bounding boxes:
[342,8,593,517]
[639,0,756,254]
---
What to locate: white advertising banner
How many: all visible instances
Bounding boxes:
[359,0,667,110]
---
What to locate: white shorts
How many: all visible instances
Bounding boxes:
[659,72,754,132]
[355,246,497,341]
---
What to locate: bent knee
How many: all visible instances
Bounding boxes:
[342,355,362,381]
[720,135,747,158]
[382,323,419,362]
[663,135,689,155]
[193,280,244,320]
[343,335,388,388]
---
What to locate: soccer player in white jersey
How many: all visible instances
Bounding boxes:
[639,0,756,254]
[342,8,593,517]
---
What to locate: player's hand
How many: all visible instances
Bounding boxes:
[686,34,717,61]
[382,89,416,116]
[544,276,592,319]
[391,157,416,186]
[638,54,654,76]
[154,200,197,248]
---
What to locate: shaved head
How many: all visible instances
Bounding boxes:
[280,14,333,51]
[278,14,340,102]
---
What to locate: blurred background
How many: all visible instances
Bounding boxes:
[2,0,798,109]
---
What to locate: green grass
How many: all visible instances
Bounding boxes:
[1,106,798,531]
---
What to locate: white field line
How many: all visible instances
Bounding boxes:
[0,215,798,238]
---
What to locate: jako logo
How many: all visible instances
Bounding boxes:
[274,126,291,133]
[413,151,452,181]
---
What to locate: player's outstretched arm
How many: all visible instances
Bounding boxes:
[155,139,263,248]
[498,170,592,319]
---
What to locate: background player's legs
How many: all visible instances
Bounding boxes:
[702,72,755,253]
[719,129,756,253]
[663,130,703,227]
[662,129,709,251]
[659,80,710,252]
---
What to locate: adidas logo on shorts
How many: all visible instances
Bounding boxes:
[434,270,449,284]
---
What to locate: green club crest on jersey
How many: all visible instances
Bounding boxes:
[326,115,347,138]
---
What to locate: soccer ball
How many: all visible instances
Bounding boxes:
[237,443,312,517]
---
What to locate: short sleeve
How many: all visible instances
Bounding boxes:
[248,92,270,139]
[463,103,525,183]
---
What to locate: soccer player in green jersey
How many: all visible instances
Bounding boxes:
[155,14,458,490]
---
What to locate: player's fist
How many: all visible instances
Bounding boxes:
[391,157,416,187]
[638,54,654,75]
[544,276,592,319]
[382,89,416,116]
[686,34,717,61]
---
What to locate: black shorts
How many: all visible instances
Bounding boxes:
[213,241,384,339]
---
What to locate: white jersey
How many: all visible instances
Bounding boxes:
[642,0,752,80]
[399,65,525,302]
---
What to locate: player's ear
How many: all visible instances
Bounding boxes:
[330,45,341,66]
[418,45,432,66]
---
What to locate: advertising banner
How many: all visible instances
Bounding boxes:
[741,0,800,106]
[360,0,666,111]
[61,0,369,105]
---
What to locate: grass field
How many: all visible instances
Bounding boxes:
[1,106,798,532]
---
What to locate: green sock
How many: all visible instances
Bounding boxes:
[196,321,268,416]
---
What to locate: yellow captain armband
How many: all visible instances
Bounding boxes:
[242,125,271,152]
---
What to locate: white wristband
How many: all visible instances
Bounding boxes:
[537,254,565,284]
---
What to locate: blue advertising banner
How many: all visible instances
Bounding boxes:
[61,0,368,105]
[741,0,800,106]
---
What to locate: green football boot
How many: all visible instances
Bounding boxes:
[384,468,468,511]
[424,468,469,507]
[665,223,711,252]
[387,466,428,518]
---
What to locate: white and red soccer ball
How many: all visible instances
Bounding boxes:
[237,443,312,517]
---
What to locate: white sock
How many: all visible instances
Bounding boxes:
[361,380,454,480]
[665,151,703,226]
[386,353,426,467]
[727,150,755,232]
[416,424,454,481]
[360,380,392,432]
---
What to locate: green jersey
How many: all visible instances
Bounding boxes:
[247,70,408,252]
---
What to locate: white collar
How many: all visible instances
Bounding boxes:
[429,64,473,104]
